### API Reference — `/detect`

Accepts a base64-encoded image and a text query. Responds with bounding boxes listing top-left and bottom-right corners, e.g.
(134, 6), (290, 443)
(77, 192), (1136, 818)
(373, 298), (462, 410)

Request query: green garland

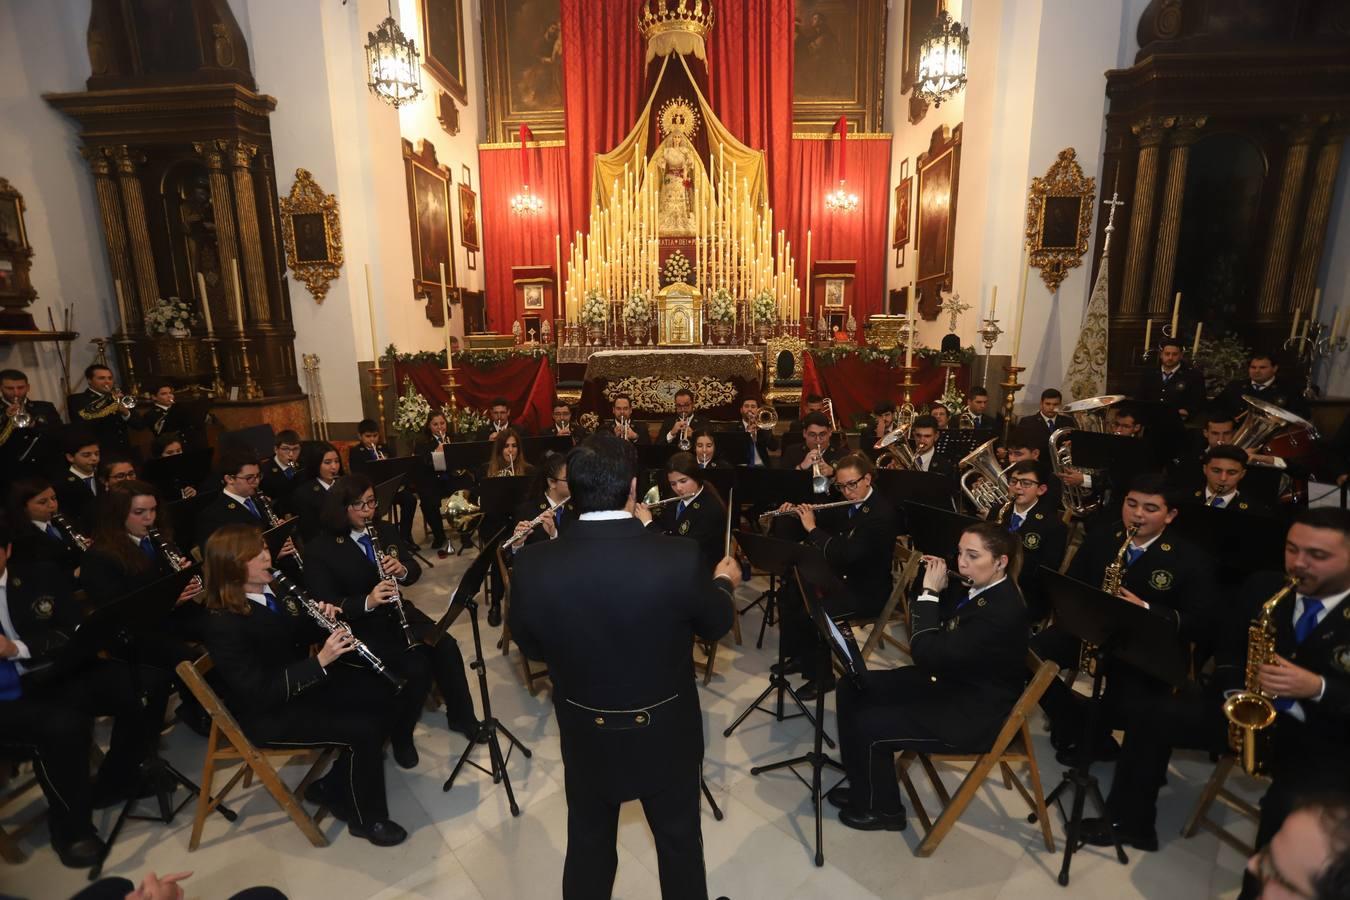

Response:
(382, 344), (554, 368)
(808, 342), (977, 367)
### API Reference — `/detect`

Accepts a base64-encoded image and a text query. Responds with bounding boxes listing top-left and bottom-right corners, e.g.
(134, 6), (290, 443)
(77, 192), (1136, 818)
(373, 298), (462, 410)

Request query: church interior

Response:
(2, 0), (1350, 898)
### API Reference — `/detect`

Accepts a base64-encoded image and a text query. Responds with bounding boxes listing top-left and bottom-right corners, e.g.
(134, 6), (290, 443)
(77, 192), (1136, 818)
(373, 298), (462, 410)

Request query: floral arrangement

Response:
(809, 342), (978, 366)
(750, 291), (777, 325)
(144, 297), (197, 336)
(1192, 332), (1252, 399)
(445, 403), (489, 436)
(662, 250), (692, 285)
(383, 345), (553, 368)
(708, 289), (736, 325)
(623, 292), (652, 325)
(581, 290), (608, 327)
(392, 379), (432, 435)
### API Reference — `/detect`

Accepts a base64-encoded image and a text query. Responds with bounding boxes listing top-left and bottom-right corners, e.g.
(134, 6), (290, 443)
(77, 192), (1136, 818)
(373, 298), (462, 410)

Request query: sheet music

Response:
(432, 447), (447, 472)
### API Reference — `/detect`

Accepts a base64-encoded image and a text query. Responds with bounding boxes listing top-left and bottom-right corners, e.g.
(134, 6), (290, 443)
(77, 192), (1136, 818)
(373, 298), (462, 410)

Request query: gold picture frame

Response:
(1025, 148), (1096, 293)
(278, 169), (343, 303)
(793, 0), (888, 133)
(403, 139), (454, 325)
(482, 0), (564, 142)
(421, 0), (468, 104)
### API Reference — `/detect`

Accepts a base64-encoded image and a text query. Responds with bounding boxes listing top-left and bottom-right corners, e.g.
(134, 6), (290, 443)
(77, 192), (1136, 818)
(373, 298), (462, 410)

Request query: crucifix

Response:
(938, 290), (971, 332)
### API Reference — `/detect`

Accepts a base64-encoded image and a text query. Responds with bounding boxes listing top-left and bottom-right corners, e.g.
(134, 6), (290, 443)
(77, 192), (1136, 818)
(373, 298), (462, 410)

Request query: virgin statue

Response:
(656, 131), (696, 236)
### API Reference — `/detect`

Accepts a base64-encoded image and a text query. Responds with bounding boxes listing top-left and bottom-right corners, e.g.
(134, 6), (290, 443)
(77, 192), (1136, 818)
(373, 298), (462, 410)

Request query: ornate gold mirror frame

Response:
(1025, 148), (1095, 293)
(279, 168), (343, 303)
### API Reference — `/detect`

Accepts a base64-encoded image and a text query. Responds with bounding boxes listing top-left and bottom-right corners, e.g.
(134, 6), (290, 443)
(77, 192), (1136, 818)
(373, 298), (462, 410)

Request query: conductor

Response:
(509, 435), (741, 900)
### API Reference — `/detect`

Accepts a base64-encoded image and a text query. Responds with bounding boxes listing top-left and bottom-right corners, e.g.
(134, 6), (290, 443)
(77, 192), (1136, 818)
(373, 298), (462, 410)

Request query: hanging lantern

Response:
(512, 125), (544, 215)
(365, 1), (424, 109)
(915, 4), (969, 108)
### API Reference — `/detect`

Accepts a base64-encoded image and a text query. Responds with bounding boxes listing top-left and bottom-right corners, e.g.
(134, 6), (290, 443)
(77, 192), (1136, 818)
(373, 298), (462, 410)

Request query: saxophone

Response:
(1079, 525), (1139, 674)
(1223, 576), (1298, 777)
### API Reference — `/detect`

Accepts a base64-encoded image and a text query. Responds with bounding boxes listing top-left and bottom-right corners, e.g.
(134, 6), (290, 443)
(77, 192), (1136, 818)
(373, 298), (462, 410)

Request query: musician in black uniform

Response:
(9, 477), (85, 578)
(1184, 444), (1268, 513)
(636, 451), (727, 571)
(737, 396), (779, 467)
(966, 386), (1004, 434)
(908, 414), (957, 477)
(97, 452), (138, 492)
(778, 411), (843, 475)
(53, 429), (101, 529)
(1079, 509), (1350, 885)
(132, 380), (175, 437)
(772, 453), (901, 699)
(0, 527), (171, 867)
(259, 429), (303, 514)
(412, 410), (461, 558)
(1003, 431), (1064, 509)
(483, 427), (532, 479)
(691, 430), (733, 470)
(1013, 389), (1076, 455)
(68, 364), (133, 452)
(603, 394), (649, 445)
(510, 435), (741, 900)
(1136, 337), (1206, 420)
(1035, 474), (1216, 760)
(0, 368), (62, 483)
(474, 398), (514, 441)
(197, 524), (407, 846)
(541, 399), (588, 444)
(658, 389), (708, 448)
(146, 433), (199, 500)
(1215, 352), (1310, 420)
(783, 394), (845, 453)
(349, 418), (419, 549)
(1170, 412), (1238, 489)
(195, 449), (302, 565)
(831, 522), (1029, 831)
(990, 460), (1067, 622)
(304, 475), (478, 765)
(289, 442), (344, 541)
(505, 451), (572, 554)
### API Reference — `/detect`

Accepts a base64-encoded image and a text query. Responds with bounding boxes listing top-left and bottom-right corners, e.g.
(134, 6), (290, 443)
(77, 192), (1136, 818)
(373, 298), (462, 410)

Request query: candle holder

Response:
(237, 335), (262, 400)
(114, 334), (140, 397)
(977, 315), (1003, 390)
(368, 365), (389, 443)
(1000, 364), (1026, 442)
(1141, 321), (1180, 363)
(442, 366), (458, 412)
(203, 336), (227, 396)
(895, 363), (920, 429)
(1284, 322), (1338, 400)
(90, 337), (111, 368)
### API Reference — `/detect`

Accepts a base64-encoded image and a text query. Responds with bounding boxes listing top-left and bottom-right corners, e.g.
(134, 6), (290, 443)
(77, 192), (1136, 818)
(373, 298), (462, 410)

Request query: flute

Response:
(269, 569), (404, 689)
(506, 499), (568, 551)
(758, 499), (855, 520)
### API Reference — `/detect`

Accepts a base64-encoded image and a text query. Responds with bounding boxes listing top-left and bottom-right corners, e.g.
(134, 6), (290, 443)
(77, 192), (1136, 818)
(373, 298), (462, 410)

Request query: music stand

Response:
(730, 468), (815, 644)
(218, 423), (275, 460)
(74, 568), (235, 878)
(1170, 504), (1284, 585)
(749, 546), (857, 867)
(700, 466), (737, 502)
(935, 429), (983, 462)
(722, 532), (835, 749)
(876, 469), (958, 511)
(520, 435), (573, 461)
(165, 491), (217, 552)
(710, 428), (753, 465)
(901, 501), (980, 558)
(142, 448), (214, 498)
(1038, 569), (1189, 886)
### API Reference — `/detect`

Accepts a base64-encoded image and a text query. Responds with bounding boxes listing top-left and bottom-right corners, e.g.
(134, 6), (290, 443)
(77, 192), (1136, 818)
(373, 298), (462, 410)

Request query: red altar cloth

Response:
(801, 352), (967, 428)
(393, 357), (556, 434)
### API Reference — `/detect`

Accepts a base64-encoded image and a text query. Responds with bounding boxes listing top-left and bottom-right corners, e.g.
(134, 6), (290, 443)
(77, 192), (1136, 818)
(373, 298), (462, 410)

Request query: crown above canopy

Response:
(640, 0), (714, 63)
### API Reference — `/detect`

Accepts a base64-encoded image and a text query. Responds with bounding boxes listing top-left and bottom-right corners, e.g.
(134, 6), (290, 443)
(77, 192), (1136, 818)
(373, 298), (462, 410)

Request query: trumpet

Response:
(676, 414), (692, 450)
(615, 415), (631, 437)
(51, 512), (92, 552)
(146, 527), (203, 598)
(758, 499), (854, 520)
(823, 397), (838, 432)
(803, 445), (831, 494)
(6, 399), (32, 430)
(506, 499), (570, 551)
(364, 523), (417, 649)
(114, 391), (138, 410)
(269, 569), (404, 690)
(256, 491), (303, 570)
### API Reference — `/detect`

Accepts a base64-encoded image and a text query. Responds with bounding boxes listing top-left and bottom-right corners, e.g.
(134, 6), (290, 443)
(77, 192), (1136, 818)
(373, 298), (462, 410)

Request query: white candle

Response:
(1013, 254), (1030, 364)
(1300, 318), (1310, 342)
(1290, 305), (1302, 341)
(1192, 321), (1203, 356)
(1143, 318), (1153, 349)
(230, 259), (246, 329)
(1170, 291), (1181, 335)
(905, 283), (915, 368)
(1333, 307), (1344, 342)
(988, 285), (997, 321)
(196, 272), (213, 336)
(365, 264), (379, 363)
(440, 262), (452, 369)
(113, 278), (130, 333)
(1310, 287), (1322, 325)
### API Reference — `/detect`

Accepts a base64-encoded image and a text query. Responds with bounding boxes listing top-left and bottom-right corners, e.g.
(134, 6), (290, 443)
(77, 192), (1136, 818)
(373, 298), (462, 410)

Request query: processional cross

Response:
(938, 290), (971, 332)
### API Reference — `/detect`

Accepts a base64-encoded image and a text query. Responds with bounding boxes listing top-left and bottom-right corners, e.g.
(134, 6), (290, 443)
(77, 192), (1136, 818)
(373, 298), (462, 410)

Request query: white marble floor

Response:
(2, 549), (1258, 900)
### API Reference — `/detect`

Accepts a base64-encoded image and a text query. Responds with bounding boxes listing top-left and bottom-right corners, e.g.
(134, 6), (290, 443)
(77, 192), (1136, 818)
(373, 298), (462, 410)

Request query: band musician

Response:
(195, 449), (299, 568)
(778, 411), (841, 478)
(475, 398), (514, 441)
(738, 397), (779, 467)
(1136, 337), (1205, 420)
(966, 386), (1004, 434)
(9, 478), (84, 578)
(1014, 389), (1076, 456)
(54, 430), (101, 529)
(260, 430), (303, 513)
(68, 364), (132, 451)
(509, 436), (740, 900)
(604, 394), (649, 445)
(507, 452), (572, 553)
(0, 368), (61, 479)
(349, 419), (419, 550)
(989, 460), (1067, 623)
(908, 415), (956, 477)
(1188, 445), (1267, 514)
(542, 399), (588, 444)
(636, 451), (727, 572)
(659, 388), (708, 447)
(1215, 352), (1310, 420)
(691, 430), (733, 470)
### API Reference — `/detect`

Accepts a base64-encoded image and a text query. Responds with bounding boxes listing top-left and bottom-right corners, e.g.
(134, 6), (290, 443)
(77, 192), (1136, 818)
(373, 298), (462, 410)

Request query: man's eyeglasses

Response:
(1250, 845), (1312, 898)
(349, 498), (378, 511)
(834, 475), (866, 492)
(1010, 478), (1041, 488)
(230, 473), (261, 483)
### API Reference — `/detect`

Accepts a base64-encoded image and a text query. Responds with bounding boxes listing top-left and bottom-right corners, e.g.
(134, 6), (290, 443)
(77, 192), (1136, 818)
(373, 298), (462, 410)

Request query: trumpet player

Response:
(777, 411), (838, 475)
(54, 430), (101, 529)
(659, 389), (706, 447)
(305, 475), (479, 766)
(69, 363), (133, 450)
(0, 368), (60, 477)
(990, 460), (1066, 622)
(739, 396), (778, 467)
(1079, 509), (1350, 882)
(260, 429), (304, 513)
(604, 394), (648, 444)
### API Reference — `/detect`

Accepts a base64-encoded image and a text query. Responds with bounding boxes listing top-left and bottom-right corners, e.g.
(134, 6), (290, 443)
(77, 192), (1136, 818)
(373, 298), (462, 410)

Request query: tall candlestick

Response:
(1192, 321), (1203, 356)
(364, 263), (379, 362)
(113, 278), (130, 334)
(1290, 305), (1302, 341)
(195, 272), (214, 335)
(1012, 252), (1030, 364)
(1310, 287), (1322, 325)
(1170, 291), (1181, 335)
(440, 262), (452, 368)
(231, 259), (246, 329)
(1332, 307), (1344, 342)
(1144, 318), (1153, 350)
(804, 229), (812, 325)
(988, 285), (997, 321)
(905, 282), (916, 367)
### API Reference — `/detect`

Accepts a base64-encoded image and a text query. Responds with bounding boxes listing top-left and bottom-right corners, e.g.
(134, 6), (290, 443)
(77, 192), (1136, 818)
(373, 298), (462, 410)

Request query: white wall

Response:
(1315, 151), (1350, 398)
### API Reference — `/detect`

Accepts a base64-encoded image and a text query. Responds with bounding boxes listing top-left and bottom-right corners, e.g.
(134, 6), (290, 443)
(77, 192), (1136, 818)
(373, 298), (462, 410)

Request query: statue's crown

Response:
(639, 0), (713, 41)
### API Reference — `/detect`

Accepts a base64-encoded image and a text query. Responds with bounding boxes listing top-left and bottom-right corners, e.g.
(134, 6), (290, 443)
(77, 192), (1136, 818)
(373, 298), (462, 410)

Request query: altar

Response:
(577, 348), (760, 417)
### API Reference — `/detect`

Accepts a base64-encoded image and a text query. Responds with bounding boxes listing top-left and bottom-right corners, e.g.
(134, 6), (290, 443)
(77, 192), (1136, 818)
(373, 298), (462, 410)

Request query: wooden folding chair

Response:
(175, 656), (336, 851)
(860, 540), (923, 661)
(1181, 754), (1260, 856)
(494, 544), (549, 695)
(896, 654), (1060, 856)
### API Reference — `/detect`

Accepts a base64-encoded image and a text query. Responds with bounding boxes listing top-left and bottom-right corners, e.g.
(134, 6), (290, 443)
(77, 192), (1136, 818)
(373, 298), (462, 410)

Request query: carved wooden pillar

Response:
(228, 141), (271, 324)
(1147, 116), (1205, 315)
(1258, 118), (1321, 315)
(82, 146), (139, 331)
(194, 140), (243, 331)
(1121, 118), (1168, 314)
(1289, 126), (1346, 312)
(112, 145), (160, 319)
(253, 151), (290, 324)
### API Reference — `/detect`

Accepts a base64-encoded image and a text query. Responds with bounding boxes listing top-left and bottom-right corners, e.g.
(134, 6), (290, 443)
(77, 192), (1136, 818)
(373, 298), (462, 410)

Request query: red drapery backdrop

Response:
(393, 357), (557, 434)
(785, 136), (893, 333)
(802, 352), (963, 427)
(706, 0), (795, 214)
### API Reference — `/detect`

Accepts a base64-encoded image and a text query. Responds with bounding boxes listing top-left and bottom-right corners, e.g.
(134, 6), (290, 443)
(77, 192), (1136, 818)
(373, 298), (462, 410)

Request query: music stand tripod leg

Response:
(701, 777), (724, 821)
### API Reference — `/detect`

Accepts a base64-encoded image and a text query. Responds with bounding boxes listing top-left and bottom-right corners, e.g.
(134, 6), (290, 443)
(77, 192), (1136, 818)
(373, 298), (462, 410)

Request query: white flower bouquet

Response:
(581, 290), (608, 327)
(750, 291), (777, 325)
(623, 292), (652, 325)
(708, 289), (736, 325)
(392, 379), (432, 435)
(144, 297), (197, 336)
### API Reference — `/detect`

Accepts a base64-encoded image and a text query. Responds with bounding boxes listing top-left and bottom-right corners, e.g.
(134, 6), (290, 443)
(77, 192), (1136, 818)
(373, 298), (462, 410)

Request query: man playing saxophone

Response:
(1077, 508), (1350, 895)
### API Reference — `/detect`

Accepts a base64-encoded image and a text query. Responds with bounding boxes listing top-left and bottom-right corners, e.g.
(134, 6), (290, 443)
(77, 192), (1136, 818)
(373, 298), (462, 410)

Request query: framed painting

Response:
(916, 124), (962, 320)
(901, 0), (941, 124)
(523, 284), (544, 309)
(482, 0), (564, 142)
(1025, 148), (1096, 292)
(824, 278), (846, 308)
(402, 139), (454, 326)
(458, 182), (479, 251)
(421, 0), (467, 104)
(279, 168), (344, 303)
(793, 0), (887, 133)
(893, 159), (912, 251)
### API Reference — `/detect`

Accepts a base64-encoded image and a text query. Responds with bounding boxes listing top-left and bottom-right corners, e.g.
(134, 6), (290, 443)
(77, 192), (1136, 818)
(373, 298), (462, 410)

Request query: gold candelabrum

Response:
(369, 365), (388, 443)
(108, 335), (140, 396)
(1001, 364), (1025, 442)
(236, 334), (262, 400)
(442, 366), (458, 422)
(203, 336), (226, 396)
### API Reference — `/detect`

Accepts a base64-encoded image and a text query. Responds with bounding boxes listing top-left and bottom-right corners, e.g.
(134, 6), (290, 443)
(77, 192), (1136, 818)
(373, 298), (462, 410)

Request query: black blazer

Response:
(289, 478), (336, 542)
(194, 491), (268, 551)
(904, 577), (1030, 750)
(992, 498), (1067, 619)
(648, 489), (726, 572)
(911, 449), (957, 478)
(259, 458), (302, 513)
(536, 424), (589, 444)
(68, 390), (131, 449)
(12, 522), (83, 577)
(1136, 365), (1206, 416)
(52, 469), (99, 530)
(509, 495), (576, 551)
(348, 444), (395, 469)
(1014, 414), (1076, 454)
(0, 399), (62, 473)
(510, 517), (734, 800)
(657, 414), (709, 445)
(601, 419), (651, 445)
(6, 562), (83, 683)
(777, 442), (845, 472)
(966, 411), (1005, 435)
(303, 522), (423, 625)
(1215, 378), (1309, 420)
(1183, 487), (1268, 516)
(695, 457), (733, 471)
(198, 601), (330, 722)
(78, 544), (171, 608)
(474, 423), (515, 442)
(806, 491), (901, 619)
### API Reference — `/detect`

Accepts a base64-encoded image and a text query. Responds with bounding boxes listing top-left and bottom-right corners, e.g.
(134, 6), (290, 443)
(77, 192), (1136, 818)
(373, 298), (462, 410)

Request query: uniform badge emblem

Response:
(1332, 645), (1350, 674)
(386, 546), (399, 558)
(691, 502), (700, 510)
(1238, 502), (1249, 510)
(285, 599), (299, 615)
(32, 596), (54, 619)
(977, 598), (987, 607)
(336, 536), (345, 544)
(946, 619), (958, 631)
(1160, 543), (1172, 552)
(227, 502), (237, 509)
(1034, 513), (1044, 520)
(678, 520), (691, 535)
(861, 505), (870, 514)
(1149, 569), (1174, 591)
(1023, 533), (1042, 550)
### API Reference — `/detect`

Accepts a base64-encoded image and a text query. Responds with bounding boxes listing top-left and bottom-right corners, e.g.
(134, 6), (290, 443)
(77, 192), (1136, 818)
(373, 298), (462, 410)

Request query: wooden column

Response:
(1288, 128), (1346, 313)
(82, 146), (138, 331)
(112, 145), (160, 319)
(1258, 118), (1321, 315)
(1147, 117), (1206, 315)
(228, 141), (272, 324)
(194, 140), (244, 332)
(1120, 118), (1169, 315)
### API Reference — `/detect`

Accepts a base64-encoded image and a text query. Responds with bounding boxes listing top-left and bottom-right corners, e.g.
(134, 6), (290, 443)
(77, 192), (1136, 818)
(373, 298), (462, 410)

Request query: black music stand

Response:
(711, 429), (754, 467)
(261, 518), (299, 564)
(520, 435), (573, 461)
(1170, 504), (1285, 586)
(142, 448), (214, 498)
(902, 501), (980, 557)
(165, 491), (217, 553)
(723, 532), (834, 748)
(935, 428), (983, 462)
(700, 466), (737, 501)
(1038, 569), (1189, 886)
(75, 568), (235, 878)
(876, 469), (958, 511)
(749, 547), (858, 867)
(735, 468), (815, 644)
(218, 423), (275, 460)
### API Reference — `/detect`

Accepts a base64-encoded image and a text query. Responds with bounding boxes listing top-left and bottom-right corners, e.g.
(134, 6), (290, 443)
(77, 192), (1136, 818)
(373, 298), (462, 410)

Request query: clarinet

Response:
(363, 523), (417, 649)
(146, 527), (204, 596)
(269, 570), (404, 690)
(255, 491), (304, 570)
(51, 512), (92, 552)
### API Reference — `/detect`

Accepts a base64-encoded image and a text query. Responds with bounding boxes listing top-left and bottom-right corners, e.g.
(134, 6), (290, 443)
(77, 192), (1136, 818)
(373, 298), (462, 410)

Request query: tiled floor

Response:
(2, 549), (1258, 899)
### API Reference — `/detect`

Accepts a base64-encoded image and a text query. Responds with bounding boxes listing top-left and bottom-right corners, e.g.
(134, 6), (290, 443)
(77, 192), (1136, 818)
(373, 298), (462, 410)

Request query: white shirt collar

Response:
(128, 532), (146, 546)
(1253, 377), (1276, 388)
(31, 519), (51, 533)
(155, 403), (171, 411)
(678, 487), (704, 506)
(69, 465), (94, 481)
(1295, 586), (1350, 624)
(1204, 487), (1238, 504)
(851, 487), (874, 508)
(1012, 500), (1037, 516)
(579, 510), (634, 521)
(318, 478), (334, 490)
(1162, 364), (1180, 375)
(1130, 531), (1163, 553)
(273, 455), (290, 470)
(243, 589), (275, 609)
(224, 489), (253, 506)
(350, 528), (371, 543)
(968, 575), (1007, 601)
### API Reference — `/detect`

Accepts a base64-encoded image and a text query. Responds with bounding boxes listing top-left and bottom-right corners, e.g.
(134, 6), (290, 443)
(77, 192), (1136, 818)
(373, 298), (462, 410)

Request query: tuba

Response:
(875, 420), (916, 469)
(1049, 394), (1126, 517)
(958, 437), (1012, 516)
(1223, 576), (1298, 777)
(1231, 396), (1319, 454)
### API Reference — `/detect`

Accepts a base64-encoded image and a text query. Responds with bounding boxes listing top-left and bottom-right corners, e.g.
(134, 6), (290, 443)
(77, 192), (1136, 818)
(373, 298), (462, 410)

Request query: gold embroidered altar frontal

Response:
(582, 348), (761, 383)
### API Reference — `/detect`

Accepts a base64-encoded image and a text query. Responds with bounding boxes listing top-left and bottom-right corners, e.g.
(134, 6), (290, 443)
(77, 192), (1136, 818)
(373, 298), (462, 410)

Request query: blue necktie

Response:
(84, 476), (96, 494)
(1274, 599), (1325, 713)
(139, 536), (157, 560)
(284, 468), (295, 480)
(1009, 513), (1024, 533)
(1124, 545), (1144, 567)
(263, 589), (280, 615)
(1162, 371), (1173, 385)
(956, 589), (977, 612)
(848, 504), (859, 519)
(554, 506), (564, 529)
(45, 523), (61, 541)
(1210, 496), (1225, 508)
(0, 601), (21, 701)
(677, 501), (687, 518)
(244, 498), (261, 519)
(358, 534), (377, 565)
